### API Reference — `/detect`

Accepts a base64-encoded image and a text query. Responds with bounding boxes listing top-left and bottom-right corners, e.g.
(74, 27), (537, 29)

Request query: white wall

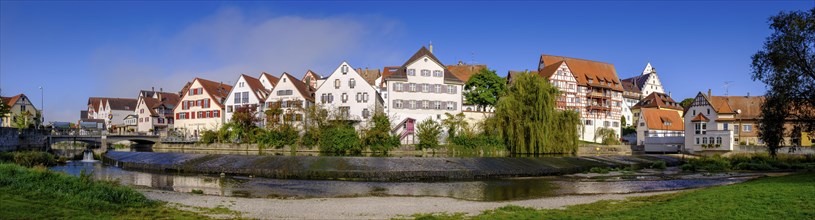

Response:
(173, 79), (225, 137)
(264, 74), (314, 130)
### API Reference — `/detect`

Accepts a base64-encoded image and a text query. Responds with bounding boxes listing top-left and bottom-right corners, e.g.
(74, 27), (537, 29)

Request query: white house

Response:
(264, 73), (315, 129)
(95, 98), (137, 132)
(384, 46), (465, 144)
(173, 78), (233, 138)
(316, 61), (383, 128)
(683, 91), (736, 153)
(135, 90), (180, 135)
(537, 55), (624, 143)
(621, 63), (665, 98)
(259, 72), (280, 92)
(637, 108), (684, 153)
(224, 74), (271, 124)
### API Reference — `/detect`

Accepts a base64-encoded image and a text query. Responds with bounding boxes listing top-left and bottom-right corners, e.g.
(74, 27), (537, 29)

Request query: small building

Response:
(1, 94), (39, 128)
(631, 92), (683, 125)
(172, 78), (232, 138)
(637, 108), (684, 153)
(136, 90), (180, 135)
(620, 63), (665, 98)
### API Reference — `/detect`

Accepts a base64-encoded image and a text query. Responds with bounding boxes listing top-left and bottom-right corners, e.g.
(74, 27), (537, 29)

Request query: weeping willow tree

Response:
(495, 71), (581, 155)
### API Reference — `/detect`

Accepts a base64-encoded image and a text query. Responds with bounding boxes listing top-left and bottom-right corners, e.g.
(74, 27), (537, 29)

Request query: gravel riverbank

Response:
(141, 189), (685, 219)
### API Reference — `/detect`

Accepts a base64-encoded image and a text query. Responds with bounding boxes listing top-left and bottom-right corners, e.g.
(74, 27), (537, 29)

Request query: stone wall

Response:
(577, 144), (634, 155)
(0, 127), (50, 152)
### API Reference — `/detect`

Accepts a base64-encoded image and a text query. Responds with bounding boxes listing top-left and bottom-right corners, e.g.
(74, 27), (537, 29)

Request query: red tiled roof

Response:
(641, 108), (684, 131)
(260, 72), (280, 88)
(383, 47), (464, 84)
(446, 63), (487, 82)
(2, 94), (24, 107)
(282, 72), (315, 102)
(106, 98), (138, 111)
(195, 77), (233, 108)
(356, 67), (382, 86)
(632, 92), (683, 111)
(691, 113), (710, 122)
(380, 66), (399, 88)
(538, 54), (623, 91)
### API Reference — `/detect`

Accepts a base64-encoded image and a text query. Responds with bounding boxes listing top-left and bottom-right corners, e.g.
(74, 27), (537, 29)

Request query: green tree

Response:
(751, 7), (815, 157)
(464, 68), (506, 111)
(416, 118), (442, 150)
(360, 112), (400, 153)
(620, 115), (627, 127)
(494, 71), (581, 154)
(441, 112), (468, 139)
(13, 111), (33, 130)
(679, 98), (694, 109)
(319, 123), (361, 154)
(594, 127), (621, 145)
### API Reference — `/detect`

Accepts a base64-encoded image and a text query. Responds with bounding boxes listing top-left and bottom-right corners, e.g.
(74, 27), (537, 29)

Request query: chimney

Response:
(668, 92), (672, 97)
(152, 87), (155, 91)
(160, 88), (163, 92)
(747, 92), (750, 97)
(707, 89), (712, 98)
(429, 41), (433, 53)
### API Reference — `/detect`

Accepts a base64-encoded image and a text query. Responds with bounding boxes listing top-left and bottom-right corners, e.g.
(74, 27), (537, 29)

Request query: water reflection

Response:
(50, 162), (753, 201)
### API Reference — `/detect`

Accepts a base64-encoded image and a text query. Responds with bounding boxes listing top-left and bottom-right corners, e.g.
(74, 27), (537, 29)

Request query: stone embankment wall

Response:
(0, 127), (50, 152)
(104, 151), (681, 181)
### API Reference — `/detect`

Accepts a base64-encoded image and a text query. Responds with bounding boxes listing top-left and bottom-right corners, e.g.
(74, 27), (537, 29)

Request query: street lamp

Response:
(39, 86), (43, 129)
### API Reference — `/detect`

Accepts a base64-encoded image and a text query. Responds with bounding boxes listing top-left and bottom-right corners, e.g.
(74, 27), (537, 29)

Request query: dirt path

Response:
(141, 189), (684, 219)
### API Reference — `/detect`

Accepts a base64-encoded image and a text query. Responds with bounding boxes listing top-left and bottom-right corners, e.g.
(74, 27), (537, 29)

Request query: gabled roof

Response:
(379, 66), (399, 88)
(641, 108), (684, 131)
(710, 95), (764, 119)
(302, 70), (322, 81)
(632, 92), (682, 111)
(87, 97), (104, 112)
(691, 113), (710, 122)
(106, 98), (138, 111)
(1, 94), (24, 107)
(195, 77), (233, 108)
(281, 72), (315, 102)
(538, 54), (623, 91)
(141, 97), (160, 116)
(446, 62), (487, 82)
(260, 72), (280, 88)
(620, 74), (652, 92)
(383, 47), (464, 84)
(234, 74), (269, 101)
(356, 67), (381, 86)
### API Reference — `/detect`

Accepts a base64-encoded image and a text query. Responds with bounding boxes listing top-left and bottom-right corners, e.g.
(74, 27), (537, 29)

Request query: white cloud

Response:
(91, 7), (403, 97)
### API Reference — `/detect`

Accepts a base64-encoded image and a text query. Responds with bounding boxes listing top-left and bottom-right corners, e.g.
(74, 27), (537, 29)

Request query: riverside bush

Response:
(681, 153), (815, 172)
(0, 151), (57, 167)
(319, 124), (361, 154)
(257, 125), (299, 149)
(360, 112), (400, 154)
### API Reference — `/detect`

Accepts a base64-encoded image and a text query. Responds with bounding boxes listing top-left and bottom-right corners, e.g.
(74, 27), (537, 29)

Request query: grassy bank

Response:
(681, 153), (815, 172)
(412, 172), (815, 219)
(0, 163), (219, 219)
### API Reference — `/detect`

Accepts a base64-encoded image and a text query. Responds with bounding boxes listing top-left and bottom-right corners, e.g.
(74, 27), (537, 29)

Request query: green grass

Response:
(0, 163), (224, 219)
(411, 172), (815, 220)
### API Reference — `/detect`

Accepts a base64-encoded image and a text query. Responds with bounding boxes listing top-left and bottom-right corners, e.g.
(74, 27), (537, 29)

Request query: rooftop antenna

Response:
(723, 81), (734, 96)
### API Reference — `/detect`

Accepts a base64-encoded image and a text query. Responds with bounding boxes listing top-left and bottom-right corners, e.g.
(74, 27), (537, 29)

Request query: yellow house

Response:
(1, 94), (39, 128)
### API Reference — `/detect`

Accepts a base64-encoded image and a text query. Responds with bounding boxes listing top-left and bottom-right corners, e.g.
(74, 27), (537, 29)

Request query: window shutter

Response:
(441, 101), (447, 109)
(452, 86), (457, 94)
(440, 85), (447, 94)
(403, 83), (409, 92)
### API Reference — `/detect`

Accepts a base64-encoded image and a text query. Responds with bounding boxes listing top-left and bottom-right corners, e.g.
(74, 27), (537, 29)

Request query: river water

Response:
(50, 159), (755, 201)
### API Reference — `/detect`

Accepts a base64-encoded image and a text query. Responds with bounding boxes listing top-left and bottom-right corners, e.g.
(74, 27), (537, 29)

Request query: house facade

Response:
(99, 98), (138, 131)
(224, 74), (270, 124)
(173, 78), (232, 138)
(264, 73), (315, 129)
(683, 91), (738, 152)
(537, 55), (624, 143)
(630, 92), (683, 124)
(620, 80), (642, 127)
(637, 108), (684, 152)
(384, 47), (464, 144)
(136, 90), (180, 135)
(1, 94), (39, 127)
(621, 63), (665, 98)
(316, 62), (383, 127)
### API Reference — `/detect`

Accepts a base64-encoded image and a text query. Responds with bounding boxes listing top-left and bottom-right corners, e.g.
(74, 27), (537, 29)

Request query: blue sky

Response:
(1, 1), (812, 122)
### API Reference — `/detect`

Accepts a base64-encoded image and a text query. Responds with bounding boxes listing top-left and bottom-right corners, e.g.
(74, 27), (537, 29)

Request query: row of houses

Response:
(80, 45), (811, 152)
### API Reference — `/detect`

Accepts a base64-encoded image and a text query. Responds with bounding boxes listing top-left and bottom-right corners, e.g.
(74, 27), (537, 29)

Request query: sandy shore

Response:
(141, 189), (684, 219)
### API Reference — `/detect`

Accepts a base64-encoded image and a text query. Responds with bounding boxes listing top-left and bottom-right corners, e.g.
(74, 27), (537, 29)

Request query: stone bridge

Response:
(50, 134), (160, 147)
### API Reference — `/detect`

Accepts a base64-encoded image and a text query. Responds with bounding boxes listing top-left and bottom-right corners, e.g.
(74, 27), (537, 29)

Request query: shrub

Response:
(299, 128), (320, 148)
(650, 160), (667, 170)
(199, 130), (218, 144)
(0, 151), (57, 167)
(360, 112), (400, 154)
(257, 125), (299, 149)
(589, 167), (610, 174)
(416, 118), (442, 150)
(319, 124), (361, 154)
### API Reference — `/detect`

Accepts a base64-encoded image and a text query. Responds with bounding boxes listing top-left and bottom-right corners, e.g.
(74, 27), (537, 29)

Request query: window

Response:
(664, 121), (671, 126)
(339, 107), (350, 118)
(421, 69), (430, 76)
(393, 100), (403, 109)
(327, 94), (334, 103)
(585, 120), (593, 126)
(321, 94), (328, 103)
(423, 84), (430, 93)
(640, 122), (645, 127)
(421, 100), (429, 109)
(613, 122), (619, 127)
(362, 108), (370, 119)
(341, 93), (348, 103)
(447, 85), (456, 94)
(434, 101), (441, 109)
(341, 65), (349, 74)
(282, 100), (289, 108)
(723, 123), (729, 131)
(239, 82), (245, 87)
(227, 105), (233, 113)
(446, 101), (456, 110)
(604, 121), (610, 127)
(435, 85), (441, 93)
(356, 93), (362, 103)
(349, 79), (356, 89)
(234, 92), (241, 104)
(693, 110), (696, 115)
(408, 100), (416, 109)
(363, 93), (369, 102)
(140, 109), (144, 114)
(743, 124), (752, 132)
(407, 69), (416, 76)
(409, 83), (416, 92)
(707, 108), (710, 115)
(334, 79), (341, 89)
(695, 122), (707, 134)
(696, 138), (700, 145)
(703, 137), (708, 144)
(716, 137), (722, 144)
(242, 92), (249, 103)
(433, 70), (443, 77)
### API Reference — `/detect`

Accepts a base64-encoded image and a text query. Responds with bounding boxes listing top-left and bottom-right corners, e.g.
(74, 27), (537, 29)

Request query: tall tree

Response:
(464, 68), (506, 111)
(751, 7), (815, 157)
(494, 71), (581, 154)
(679, 98), (694, 109)
(416, 118), (442, 150)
